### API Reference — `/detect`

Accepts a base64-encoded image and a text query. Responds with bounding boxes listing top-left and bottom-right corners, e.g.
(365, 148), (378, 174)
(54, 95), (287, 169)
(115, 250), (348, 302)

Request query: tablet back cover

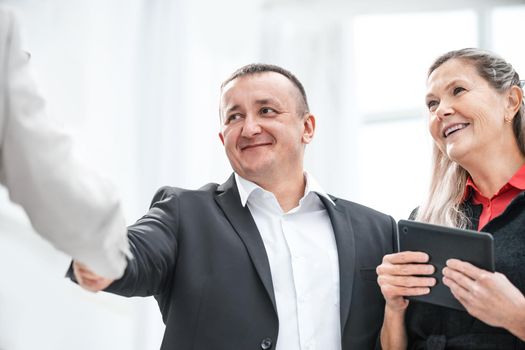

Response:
(397, 220), (494, 311)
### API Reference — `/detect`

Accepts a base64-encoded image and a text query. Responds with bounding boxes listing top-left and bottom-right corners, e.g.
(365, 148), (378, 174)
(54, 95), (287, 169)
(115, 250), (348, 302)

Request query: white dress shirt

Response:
(0, 7), (129, 278)
(236, 172), (341, 350)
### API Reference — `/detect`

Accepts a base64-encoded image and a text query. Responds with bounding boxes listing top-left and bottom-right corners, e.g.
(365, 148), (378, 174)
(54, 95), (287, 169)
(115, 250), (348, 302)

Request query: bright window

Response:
(492, 6), (525, 76)
(352, 10), (478, 219)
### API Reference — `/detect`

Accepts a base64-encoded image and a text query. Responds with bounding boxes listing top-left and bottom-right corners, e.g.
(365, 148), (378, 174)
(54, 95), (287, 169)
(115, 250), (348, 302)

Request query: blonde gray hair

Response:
(416, 48), (525, 228)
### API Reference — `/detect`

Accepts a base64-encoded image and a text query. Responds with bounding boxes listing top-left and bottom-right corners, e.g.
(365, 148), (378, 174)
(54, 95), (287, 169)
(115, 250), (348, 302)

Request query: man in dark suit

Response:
(71, 64), (396, 350)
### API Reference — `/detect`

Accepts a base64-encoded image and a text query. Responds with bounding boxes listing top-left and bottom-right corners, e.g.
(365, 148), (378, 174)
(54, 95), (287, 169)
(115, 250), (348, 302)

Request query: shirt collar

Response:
(508, 162), (525, 190)
(464, 162), (525, 200)
(463, 177), (478, 201)
(235, 171), (335, 207)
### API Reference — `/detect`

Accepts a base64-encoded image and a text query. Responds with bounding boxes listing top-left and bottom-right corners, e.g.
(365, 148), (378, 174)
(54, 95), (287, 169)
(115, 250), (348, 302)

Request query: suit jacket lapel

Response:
(320, 195), (356, 332)
(215, 175), (277, 313)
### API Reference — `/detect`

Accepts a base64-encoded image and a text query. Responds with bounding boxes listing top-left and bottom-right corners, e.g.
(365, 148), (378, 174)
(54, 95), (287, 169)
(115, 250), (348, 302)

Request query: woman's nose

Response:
(436, 101), (454, 121)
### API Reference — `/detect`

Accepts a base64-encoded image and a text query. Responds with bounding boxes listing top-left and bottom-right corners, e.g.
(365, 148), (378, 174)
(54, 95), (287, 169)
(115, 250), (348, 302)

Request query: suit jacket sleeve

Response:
(103, 187), (179, 297)
(0, 7), (129, 279)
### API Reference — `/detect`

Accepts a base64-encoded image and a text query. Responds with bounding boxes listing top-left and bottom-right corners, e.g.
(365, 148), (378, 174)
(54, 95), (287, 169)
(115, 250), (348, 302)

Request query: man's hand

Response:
(73, 261), (115, 292)
(443, 259), (525, 340)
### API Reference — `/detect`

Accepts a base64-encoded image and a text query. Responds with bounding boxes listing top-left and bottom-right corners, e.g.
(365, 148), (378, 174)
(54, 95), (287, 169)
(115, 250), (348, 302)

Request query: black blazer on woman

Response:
(406, 192), (525, 350)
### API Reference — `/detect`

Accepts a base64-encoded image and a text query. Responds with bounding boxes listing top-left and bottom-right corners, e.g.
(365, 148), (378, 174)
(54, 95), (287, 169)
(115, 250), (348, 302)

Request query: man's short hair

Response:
(221, 63), (310, 114)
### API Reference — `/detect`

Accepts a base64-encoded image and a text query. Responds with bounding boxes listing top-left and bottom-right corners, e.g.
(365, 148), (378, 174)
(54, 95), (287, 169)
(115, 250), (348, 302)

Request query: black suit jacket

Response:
(97, 175), (396, 349)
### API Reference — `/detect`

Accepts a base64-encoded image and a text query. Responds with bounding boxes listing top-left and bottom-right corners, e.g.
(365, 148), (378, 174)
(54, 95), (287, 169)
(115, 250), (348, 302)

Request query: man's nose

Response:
(241, 114), (262, 137)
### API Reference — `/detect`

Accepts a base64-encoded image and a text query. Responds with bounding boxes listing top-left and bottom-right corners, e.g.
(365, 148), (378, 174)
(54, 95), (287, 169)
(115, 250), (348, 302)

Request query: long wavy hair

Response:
(415, 48), (525, 228)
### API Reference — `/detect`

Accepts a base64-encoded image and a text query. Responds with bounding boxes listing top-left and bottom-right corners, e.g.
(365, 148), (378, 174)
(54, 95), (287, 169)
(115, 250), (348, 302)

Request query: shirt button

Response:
(260, 337), (273, 349)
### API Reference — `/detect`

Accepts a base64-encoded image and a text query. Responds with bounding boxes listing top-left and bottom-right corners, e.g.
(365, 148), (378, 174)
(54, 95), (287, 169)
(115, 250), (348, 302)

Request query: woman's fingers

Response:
(377, 262), (435, 276)
(382, 251), (430, 264)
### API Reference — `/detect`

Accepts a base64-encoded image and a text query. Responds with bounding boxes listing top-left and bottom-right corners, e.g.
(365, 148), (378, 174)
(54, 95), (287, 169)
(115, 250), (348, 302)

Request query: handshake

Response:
(72, 261), (115, 292)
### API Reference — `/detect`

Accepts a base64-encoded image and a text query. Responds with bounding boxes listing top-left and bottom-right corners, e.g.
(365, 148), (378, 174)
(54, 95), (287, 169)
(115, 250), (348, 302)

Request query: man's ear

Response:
(302, 114), (316, 144)
(219, 132), (225, 145)
(506, 85), (523, 120)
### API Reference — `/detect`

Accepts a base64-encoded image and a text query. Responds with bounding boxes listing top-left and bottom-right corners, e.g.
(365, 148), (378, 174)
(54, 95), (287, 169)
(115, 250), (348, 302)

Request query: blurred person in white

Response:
(0, 6), (130, 279)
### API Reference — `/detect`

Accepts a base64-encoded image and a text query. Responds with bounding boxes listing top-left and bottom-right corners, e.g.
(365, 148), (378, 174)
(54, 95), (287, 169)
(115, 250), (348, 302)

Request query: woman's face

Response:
(426, 58), (512, 165)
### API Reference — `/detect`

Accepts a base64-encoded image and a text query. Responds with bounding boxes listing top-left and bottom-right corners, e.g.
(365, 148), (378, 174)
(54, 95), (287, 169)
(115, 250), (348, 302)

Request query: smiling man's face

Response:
(219, 71), (314, 185)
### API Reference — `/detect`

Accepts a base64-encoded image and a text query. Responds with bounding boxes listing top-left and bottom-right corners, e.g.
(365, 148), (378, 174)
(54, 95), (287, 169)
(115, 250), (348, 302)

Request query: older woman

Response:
(377, 48), (525, 349)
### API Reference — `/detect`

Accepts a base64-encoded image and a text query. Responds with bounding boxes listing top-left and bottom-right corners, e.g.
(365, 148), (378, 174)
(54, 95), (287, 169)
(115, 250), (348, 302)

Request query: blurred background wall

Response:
(0, 0), (524, 348)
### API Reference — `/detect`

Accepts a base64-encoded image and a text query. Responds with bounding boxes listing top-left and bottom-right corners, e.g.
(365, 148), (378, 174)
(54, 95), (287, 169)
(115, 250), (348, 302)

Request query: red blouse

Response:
(465, 163), (525, 230)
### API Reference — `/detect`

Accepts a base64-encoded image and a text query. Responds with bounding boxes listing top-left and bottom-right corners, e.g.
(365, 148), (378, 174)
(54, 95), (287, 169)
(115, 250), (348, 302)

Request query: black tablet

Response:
(397, 220), (494, 311)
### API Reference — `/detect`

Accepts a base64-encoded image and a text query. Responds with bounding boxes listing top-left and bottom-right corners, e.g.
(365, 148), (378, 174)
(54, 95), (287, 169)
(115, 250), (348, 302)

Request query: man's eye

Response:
(226, 114), (242, 124)
(261, 107), (275, 115)
(453, 86), (465, 95)
(427, 100), (439, 112)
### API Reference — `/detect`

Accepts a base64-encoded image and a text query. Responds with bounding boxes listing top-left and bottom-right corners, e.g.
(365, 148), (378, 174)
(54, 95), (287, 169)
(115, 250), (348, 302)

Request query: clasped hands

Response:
(72, 261), (115, 292)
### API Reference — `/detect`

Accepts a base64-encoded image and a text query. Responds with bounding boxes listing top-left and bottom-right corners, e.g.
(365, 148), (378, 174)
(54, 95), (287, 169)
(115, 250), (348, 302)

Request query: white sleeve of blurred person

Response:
(0, 7), (130, 279)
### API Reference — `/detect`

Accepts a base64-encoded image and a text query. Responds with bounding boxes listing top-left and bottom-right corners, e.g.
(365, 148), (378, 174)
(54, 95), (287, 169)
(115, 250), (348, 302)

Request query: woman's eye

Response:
(453, 86), (465, 95)
(427, 100), (438, 112)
